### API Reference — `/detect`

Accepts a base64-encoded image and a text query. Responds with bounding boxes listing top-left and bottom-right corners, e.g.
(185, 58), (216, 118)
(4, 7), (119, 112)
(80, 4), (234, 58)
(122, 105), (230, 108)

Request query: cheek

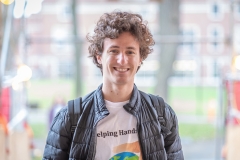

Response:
(106, 56), (115, 64)
(134, 58), (141, 66)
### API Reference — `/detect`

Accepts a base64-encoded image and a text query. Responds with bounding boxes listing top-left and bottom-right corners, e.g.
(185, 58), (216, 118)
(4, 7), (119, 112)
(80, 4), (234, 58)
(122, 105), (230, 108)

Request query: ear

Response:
(139, 58), (142, 66)
(96, 54), (102, 64)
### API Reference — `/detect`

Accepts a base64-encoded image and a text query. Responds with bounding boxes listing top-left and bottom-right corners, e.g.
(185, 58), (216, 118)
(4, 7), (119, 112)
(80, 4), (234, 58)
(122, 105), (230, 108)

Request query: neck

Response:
(102, 83), (134, 102)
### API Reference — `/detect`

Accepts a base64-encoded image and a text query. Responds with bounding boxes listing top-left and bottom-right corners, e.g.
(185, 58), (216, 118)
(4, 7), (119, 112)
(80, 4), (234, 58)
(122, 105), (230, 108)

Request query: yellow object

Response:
(0, 115), (8, 135)
(0, 0), (14, 5)
(233, 55), (240, 70)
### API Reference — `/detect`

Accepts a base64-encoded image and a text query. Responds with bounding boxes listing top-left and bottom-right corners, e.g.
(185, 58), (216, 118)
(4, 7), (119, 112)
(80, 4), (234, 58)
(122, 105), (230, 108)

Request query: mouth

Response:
(114, 67), (129, 72)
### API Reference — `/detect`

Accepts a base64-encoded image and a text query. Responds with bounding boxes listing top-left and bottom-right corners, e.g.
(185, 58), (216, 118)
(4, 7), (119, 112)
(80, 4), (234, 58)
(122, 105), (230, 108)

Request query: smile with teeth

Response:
(114, 67), (129, 72)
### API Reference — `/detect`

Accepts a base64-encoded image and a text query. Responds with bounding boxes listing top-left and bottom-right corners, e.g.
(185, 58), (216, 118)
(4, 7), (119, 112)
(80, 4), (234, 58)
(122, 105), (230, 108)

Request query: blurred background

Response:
(0, 0), (240, 159)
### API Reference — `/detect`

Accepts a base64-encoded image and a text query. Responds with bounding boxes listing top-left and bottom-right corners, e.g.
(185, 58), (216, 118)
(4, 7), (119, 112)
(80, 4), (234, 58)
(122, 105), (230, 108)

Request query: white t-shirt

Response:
(95, 100), (142, 160)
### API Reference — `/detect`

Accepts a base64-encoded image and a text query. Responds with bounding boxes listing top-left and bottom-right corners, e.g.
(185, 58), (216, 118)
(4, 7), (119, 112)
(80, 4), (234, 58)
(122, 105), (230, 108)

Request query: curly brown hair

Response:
(87, 11), (155, 72)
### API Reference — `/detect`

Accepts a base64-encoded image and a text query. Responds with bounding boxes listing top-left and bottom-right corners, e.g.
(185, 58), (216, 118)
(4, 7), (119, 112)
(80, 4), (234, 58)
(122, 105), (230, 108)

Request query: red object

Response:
(0, 87), (11, 122)
(233, 81), (240, 111)
(225, 80), (240, 125)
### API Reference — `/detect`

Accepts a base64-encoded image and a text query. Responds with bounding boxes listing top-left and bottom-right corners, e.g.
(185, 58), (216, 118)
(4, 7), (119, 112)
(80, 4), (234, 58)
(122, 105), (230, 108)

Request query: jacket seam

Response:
(148, 149), (166, 155)
(141, 118), (158, 123)
(75, 126), (94, 130)
(167, 148), (183, 156)
(45, 143), (65, 150)
(142, 134), (162, 140)
(71, 141), (91, 145)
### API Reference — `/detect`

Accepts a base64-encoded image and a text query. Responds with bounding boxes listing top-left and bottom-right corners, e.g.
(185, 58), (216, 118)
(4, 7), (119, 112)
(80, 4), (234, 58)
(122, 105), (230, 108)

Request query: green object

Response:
(109, 152), (139, 160)
(179, 123), (217, 140)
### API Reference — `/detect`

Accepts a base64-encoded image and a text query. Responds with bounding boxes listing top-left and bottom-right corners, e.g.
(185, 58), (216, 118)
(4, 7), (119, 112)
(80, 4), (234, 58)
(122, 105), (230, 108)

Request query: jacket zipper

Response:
(92, 114), (108, 160)
(136, 116), (145, 160)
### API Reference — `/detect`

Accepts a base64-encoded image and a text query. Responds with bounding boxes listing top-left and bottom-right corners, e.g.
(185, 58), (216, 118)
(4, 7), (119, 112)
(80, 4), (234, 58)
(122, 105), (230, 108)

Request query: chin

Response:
(113, 79), (132, 85)
(114, 81), (128, 85)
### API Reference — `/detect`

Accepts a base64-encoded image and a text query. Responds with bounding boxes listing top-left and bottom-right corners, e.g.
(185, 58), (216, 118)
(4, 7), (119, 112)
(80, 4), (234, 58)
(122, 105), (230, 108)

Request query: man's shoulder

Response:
(138, 90), (177, 118)
(82, 90), (96, 102)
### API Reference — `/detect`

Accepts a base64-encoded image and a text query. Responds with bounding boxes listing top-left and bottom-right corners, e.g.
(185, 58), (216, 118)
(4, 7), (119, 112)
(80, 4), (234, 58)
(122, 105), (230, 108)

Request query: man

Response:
(43, 11), (184, 160)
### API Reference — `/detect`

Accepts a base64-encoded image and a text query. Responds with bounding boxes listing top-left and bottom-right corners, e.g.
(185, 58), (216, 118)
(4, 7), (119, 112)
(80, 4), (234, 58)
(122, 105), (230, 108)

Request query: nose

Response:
(117, 52), (127, 65)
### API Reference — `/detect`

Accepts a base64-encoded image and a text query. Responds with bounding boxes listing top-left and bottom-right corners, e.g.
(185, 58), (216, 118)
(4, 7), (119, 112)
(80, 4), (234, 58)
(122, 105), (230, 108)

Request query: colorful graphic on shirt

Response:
(109, 152), (139, 160)
(112, 141), (142, 160)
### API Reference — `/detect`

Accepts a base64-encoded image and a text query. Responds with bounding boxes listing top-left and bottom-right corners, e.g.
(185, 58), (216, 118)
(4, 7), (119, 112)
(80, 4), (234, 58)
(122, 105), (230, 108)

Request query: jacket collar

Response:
(94, 83), (141, 116)
(123, 84), (141, 115)
(94, 84), (109, 116)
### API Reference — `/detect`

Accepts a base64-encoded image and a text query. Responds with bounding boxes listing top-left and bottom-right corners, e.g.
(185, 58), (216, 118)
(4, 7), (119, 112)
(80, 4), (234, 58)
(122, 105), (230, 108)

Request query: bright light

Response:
(234, 55), (240, 70)
(12, 64), (32, 90)
(17, 64), (32, 81)
(173, 60), (197, 71)
(141, 60), (159, 71)
(12, 77), (23, 90)
(1, 0), (14, 5)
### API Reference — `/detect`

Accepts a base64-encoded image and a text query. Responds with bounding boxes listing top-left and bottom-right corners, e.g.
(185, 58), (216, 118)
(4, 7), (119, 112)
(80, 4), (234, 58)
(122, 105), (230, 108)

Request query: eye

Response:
(127, 50), (135, 55)
(109, 49), (119, 54)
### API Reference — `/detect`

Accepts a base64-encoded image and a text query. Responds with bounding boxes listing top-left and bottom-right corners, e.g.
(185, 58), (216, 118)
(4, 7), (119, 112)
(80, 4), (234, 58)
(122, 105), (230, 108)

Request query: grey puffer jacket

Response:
(43, 84), (184, 160)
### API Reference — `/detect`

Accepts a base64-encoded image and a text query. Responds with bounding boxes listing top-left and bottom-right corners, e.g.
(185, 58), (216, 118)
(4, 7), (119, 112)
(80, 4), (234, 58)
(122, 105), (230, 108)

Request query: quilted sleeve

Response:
(42, 107), (72, 160)
(164, 104), (184, 160)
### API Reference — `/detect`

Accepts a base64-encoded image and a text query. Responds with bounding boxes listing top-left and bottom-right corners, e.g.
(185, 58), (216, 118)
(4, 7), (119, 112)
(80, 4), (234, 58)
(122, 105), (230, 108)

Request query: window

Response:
(207, 25), (224, 53)
(208, 2), (223, 21)
(50, 26), (73, 54)
(172, 60), (197, 78)
(178, 25), (201, 55)
(212, 3), (219, 17)
(181, 29), (194, 52)
(212, 29), (218, 50)
(57, 4), (72, 22)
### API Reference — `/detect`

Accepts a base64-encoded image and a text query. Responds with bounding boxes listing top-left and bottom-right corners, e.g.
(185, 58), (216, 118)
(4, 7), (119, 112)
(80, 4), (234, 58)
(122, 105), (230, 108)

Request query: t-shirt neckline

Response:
(104, 99), (129, 108)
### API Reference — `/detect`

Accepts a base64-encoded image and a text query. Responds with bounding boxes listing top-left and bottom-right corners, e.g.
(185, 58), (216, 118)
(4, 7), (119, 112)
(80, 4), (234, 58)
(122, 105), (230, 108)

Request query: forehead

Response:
(103, 32), (140, 50)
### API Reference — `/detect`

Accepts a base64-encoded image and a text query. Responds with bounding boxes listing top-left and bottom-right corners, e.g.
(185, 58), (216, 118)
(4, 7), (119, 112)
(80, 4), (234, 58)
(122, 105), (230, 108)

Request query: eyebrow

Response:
(108, 45), (137, 50)
(108, 45), (119, 49)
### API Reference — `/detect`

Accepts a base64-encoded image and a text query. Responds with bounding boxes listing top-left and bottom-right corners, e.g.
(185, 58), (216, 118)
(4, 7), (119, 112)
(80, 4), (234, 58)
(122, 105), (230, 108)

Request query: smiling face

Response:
(96, 32), (142, 87)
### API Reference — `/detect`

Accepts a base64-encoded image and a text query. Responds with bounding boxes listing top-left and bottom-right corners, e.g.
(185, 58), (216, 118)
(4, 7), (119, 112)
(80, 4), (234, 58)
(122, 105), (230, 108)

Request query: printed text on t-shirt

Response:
(97, 128), (138, 138)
